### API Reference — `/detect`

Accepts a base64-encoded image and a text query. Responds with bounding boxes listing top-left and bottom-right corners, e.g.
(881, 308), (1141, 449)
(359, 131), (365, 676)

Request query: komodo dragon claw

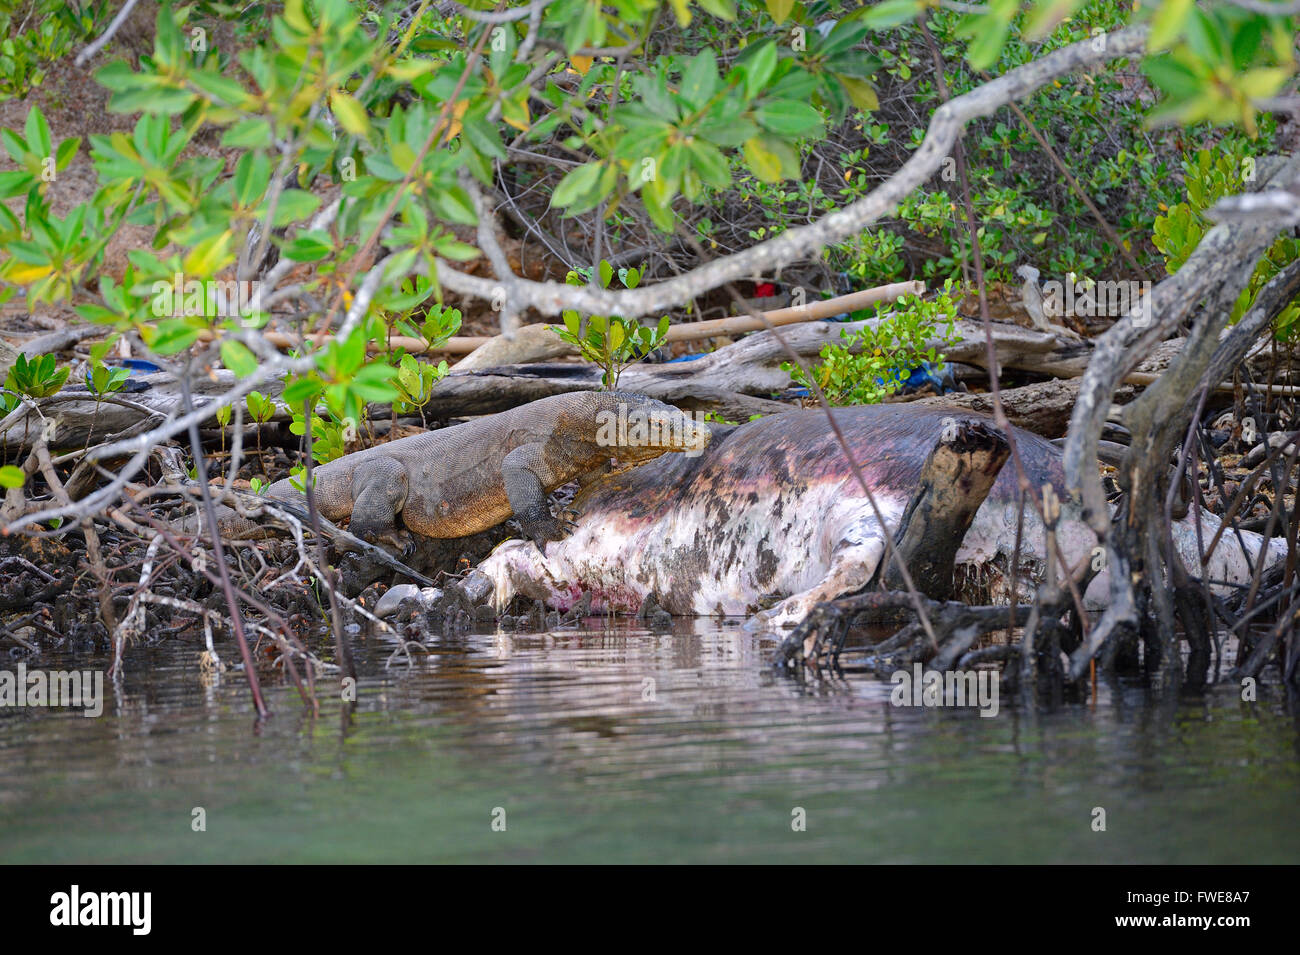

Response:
(524, 513), (578, 549)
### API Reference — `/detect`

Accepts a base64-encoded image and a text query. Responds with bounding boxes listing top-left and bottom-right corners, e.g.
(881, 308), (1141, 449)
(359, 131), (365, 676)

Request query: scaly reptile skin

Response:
(205, 391), (710, 550)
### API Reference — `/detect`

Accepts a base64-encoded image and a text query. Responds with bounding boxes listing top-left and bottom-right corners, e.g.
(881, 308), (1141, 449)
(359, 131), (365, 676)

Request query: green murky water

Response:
(1, 620), (1298, 863)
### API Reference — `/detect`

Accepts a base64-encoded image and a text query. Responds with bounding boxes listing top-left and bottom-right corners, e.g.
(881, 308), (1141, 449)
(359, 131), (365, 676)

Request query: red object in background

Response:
(753, 282), (776, 297)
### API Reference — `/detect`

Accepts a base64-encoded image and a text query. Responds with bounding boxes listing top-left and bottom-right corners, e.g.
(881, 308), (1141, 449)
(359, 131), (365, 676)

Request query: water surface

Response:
(2, 619), (1297, 863)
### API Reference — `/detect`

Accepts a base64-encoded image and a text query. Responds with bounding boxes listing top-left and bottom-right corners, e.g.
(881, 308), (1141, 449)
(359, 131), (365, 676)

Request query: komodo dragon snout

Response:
(592, 396), (712, 464)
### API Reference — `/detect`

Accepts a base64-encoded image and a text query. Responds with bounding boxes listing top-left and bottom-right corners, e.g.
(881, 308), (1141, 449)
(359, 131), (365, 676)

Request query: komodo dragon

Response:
(192, 391), (711, 552)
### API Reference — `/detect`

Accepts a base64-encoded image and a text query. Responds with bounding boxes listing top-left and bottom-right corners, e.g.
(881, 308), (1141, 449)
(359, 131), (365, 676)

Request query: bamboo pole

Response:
(662, 279), (926, 341)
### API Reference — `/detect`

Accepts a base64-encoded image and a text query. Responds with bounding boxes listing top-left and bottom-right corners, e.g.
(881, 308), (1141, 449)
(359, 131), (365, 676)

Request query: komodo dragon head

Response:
(579, 391), (712, 464)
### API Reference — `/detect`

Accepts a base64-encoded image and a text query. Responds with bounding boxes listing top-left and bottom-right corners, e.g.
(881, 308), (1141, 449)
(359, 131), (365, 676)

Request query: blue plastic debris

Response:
(84, 358), (160, 393)
(901, 361), (956, 393)
(119, 359), (160, 375)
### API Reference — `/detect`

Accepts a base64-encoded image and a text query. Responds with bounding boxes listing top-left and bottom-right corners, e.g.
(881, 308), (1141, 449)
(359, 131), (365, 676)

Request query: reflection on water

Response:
(1, 618), (1298, 863)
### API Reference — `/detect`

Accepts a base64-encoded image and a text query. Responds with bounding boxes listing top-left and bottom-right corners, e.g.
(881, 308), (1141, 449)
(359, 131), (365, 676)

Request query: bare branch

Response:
(74, 0), (142, 67)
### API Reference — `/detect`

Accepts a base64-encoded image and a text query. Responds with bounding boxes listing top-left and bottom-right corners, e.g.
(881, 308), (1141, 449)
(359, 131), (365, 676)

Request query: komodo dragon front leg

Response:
(503, 443), (579, 548)
(346, 456), (412, 553)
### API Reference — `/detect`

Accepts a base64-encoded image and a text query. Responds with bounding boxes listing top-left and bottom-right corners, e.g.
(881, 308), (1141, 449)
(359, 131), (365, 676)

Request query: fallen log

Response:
(393, 364), (791, 420)
(0, 318), (1084, 450)
(0, 314), (1198, 453)
(452, 280), (927, 370)
(912, 378), (1138, 438)
(0, 372), (286, 452)
(0, 325), (103, 379)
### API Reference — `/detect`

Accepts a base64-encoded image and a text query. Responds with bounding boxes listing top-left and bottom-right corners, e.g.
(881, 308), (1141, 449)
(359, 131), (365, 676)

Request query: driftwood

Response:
(0, 325), (104, 379)
(0, 371), (286, 452)
(0, 313), (1206, 453)
(396, 364), (792, 420)
(914, 378), (1137, 438)
(383, 318), (1089, 418)
(1, 307), (1217, 457)
(0, 317), (1068, 450)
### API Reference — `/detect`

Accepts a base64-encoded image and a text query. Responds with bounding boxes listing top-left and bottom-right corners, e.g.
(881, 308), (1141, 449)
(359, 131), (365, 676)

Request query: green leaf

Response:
(153, 3), (187, 68)
(151, 318), (202, 355)
(430, 185), (478, 225)
(221, 118), (273, 149)
(679, 49), (720, 109)
(94, 60), (141, 94)
(0, 465), (24, 489)
(1230, 18), (1264, 72)
(837, 75), (880, 113)
(743, 136), (782, 182)
(0, 171), (36, 200)
(282, 231), (334, 262)
(461, 113), (506, 160)
(1148, 0), (1194, 51)
(183, 231), (235, 277)
(233, 151), (271, 207)
(820, 20), (870, 57)
(553, 161), (605, 208)
(765, 0), (796, 26)
(282, 376), (322, 404)
(330, 90), (371, 137)
(754, 100), (824, 138)
(858, 0), (921, 31)
(641, 171), (678, 230)
(743, 134), (800, 181)
(1236, 67), (1289, 99)
(1142, 56), (1202, 99)
(270, 190), (322, 226)
(54, 137), (80, 171)
(220, 339), (258, 377)
(564, 0), (602, 53)
(687, 140), (731, 189)
(349, 363), (399, 402)
(742, 41), (778, 99)
(24, 105), (52, 158)
(190, 69), (249, 105)
(1183, 9), (1227, 66)
(961, 2), (1016, 70)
